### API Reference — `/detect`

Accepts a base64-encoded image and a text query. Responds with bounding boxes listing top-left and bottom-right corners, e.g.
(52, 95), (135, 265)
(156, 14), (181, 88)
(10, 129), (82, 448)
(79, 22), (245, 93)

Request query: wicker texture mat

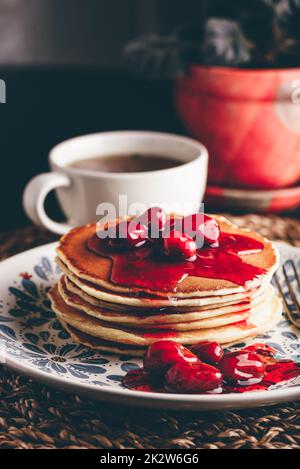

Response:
(0, 215), (300, 449)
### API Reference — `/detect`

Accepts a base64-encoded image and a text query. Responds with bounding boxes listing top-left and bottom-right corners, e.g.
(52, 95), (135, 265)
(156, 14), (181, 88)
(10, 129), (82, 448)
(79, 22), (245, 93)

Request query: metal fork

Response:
(274, 259), (300, 329)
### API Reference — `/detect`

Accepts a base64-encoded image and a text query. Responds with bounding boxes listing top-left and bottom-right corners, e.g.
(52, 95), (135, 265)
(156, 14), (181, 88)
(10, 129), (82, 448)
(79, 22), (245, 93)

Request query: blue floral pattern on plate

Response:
(0, 241), (299, 396)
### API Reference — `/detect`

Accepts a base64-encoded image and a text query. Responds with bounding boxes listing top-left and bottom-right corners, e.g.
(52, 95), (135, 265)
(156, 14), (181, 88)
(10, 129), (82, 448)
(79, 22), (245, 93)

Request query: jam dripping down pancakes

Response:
(49, 211), (281, 356)
(87, 231), (266, 292)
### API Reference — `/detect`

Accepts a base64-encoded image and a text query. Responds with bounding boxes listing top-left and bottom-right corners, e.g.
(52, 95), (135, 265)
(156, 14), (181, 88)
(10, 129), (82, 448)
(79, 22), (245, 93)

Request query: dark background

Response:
(0, 0), (207, 229)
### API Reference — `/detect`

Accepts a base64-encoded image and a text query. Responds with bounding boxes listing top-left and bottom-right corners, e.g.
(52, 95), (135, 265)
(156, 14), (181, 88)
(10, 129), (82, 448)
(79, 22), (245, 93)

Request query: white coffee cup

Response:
(23, 131), (208, 235)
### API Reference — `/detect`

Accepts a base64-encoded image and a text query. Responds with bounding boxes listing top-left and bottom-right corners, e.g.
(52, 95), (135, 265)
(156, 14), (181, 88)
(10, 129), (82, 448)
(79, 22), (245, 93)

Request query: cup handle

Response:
(23, 172), (72, 235)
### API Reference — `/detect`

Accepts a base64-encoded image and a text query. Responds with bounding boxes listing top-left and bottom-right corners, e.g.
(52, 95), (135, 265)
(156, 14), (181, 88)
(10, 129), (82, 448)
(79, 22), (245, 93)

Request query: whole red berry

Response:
(243, 343), (276, 357)
(191, 341), (224, 365)
(165, 361), (223, 393)
(143, 340), (199, 376)
(116, 220), (148, 248)
(163, 230), (197, 260)
(243, 343), (277, 365)
(122, 368), (151, 390)
(218, 351), (265, 385)
(138, 207), (167, 237)
(182, 214), (220, 247)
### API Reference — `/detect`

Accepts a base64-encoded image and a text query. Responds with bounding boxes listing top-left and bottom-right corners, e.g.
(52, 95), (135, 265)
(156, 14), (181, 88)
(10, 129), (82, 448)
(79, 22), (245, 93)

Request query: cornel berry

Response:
(165, 361), (223, 393)
(191, 341), (224, 365)
(122, 368), (152, 391)
(89, 209), (267, 292)
(163, 230), (197, 261)
(243, 343), (277, 364)
(116, 220), (148, 249)
(243, 342), (276, 357)
(138, 207), (167, 237)
(96, 210), (234, 261)
(218, 351), (265, 385)
(182, 214), (220, 247)
(143, 340), (199, 377)
(123, 340), (300, 394)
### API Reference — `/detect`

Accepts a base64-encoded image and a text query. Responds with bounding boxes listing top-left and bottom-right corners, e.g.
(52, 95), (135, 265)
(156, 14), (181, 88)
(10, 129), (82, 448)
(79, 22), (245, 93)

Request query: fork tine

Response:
(274, 273), (292, 317)
(274, 272), (300, 328)
(290, 260), (300, 290)
(282, 264), (300, 313)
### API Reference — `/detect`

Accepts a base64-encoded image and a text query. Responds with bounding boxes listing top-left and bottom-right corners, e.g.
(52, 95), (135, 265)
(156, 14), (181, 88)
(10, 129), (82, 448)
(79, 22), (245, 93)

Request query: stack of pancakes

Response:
(49, 216), (282, 356)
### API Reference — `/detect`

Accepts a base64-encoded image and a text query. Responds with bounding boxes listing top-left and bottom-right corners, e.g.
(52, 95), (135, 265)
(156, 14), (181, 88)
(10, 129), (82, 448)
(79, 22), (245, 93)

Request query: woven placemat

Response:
(0, 215), (300, 449)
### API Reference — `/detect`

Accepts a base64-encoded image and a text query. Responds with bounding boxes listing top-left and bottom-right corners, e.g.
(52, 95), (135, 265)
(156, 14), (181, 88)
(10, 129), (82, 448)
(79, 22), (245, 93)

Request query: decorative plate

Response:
(0, 241), (299, 411)
(205, 184), (300, 213)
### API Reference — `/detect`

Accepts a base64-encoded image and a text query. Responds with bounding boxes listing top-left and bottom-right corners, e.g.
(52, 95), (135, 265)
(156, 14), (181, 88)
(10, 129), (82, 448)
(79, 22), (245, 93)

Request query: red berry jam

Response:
(218, 351), (265, 385)
(165, 361), (222, 393)
(191, 341), (224, 365)
(243, 343), (276, 356)
(98, 220), (148, 249)
(137, 207), (167, 235)
(182, 214), (220, 247)
(163, 230), (197, 261)
(88, 230), (265, 292)
(88, 210), (266, 292)
(243, 343), (277, 364)
(122, 341), (300, 395)
(117, 220), (148, 248)
(143, 340), (199, 377)
(122, 369), (155, 393)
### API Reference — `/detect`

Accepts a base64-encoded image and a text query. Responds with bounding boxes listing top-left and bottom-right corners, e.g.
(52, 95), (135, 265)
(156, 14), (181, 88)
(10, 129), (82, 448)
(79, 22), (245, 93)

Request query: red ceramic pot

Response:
(174, 65), (300, 189)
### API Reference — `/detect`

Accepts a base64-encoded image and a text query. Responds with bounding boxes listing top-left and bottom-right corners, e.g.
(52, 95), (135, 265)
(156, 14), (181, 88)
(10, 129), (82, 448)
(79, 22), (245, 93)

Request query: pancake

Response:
(61, 301), (280, 355)
(56, 215), (279, 297)
(51, 214), (282, 356)
(63, 273), (267, 313)
(60, 322), (147, 357)
(57, 257), (267, 308)
(49, 284), (282, 347)
(58, 275), (274, 329)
